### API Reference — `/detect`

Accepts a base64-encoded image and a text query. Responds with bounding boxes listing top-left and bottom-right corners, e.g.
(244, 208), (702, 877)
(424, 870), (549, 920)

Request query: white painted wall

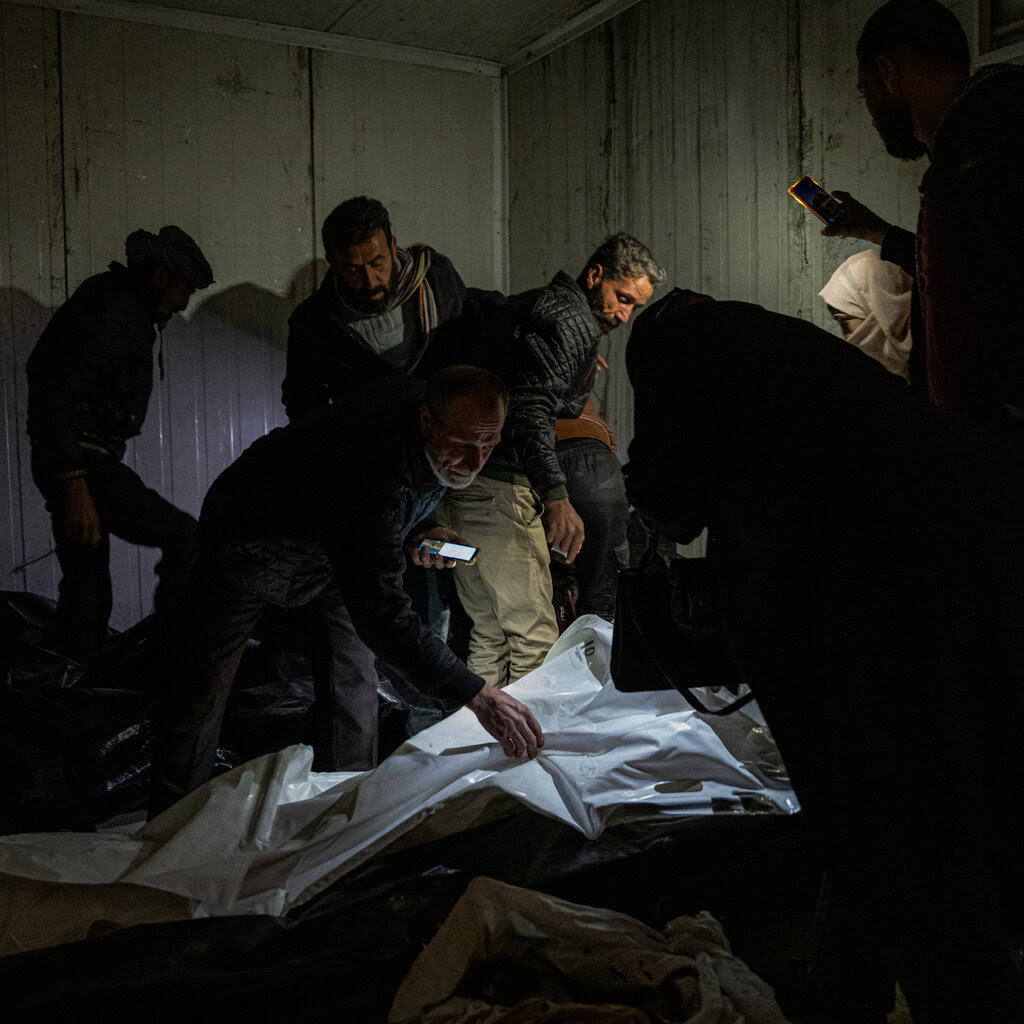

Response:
(505, 0), (975, 460)
(0, 3), (500, 629)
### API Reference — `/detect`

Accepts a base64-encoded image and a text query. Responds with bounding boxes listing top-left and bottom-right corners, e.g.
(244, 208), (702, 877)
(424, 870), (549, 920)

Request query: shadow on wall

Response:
(194, 281), (289, 352)
(289, 259), (326, 319)
(150, 261), (327, 479)
(1, 262), (325, 628)
(1, 288), (58, 602)
(117, 273), (316, 631)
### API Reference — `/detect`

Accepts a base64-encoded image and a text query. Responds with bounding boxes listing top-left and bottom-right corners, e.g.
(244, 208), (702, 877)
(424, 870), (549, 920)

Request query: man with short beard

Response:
(282, 197), (476, 673)
(282, 196), (470, 422)
(824, 0), (1024, 439)
(442, 233), (664, 687)
(149, 366), (544, 815)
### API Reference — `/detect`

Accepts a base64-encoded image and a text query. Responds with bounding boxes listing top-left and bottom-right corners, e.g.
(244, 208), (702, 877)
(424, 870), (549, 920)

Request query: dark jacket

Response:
(198, 376), (482, 705)
(282, 249), (468, 422)
(466, 272), (601, 500)
(624, 290), (1024, 829)
(917, 65), (1024, 429)
(877, 224), (927, 394)
(26, 262), (158, 479)
(624, 290), (1024, 1020)
(873, 67), (1024, 435)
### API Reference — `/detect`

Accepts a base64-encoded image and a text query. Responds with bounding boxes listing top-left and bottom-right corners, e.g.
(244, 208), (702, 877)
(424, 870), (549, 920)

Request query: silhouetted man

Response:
(27, 226), (213, 663)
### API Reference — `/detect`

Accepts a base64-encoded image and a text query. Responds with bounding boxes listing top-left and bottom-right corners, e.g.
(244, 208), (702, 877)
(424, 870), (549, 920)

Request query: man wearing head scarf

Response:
(26, 225), (214, 664)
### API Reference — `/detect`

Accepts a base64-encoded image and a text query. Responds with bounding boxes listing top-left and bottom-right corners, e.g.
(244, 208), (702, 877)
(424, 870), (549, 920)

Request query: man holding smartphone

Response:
(825, 0), (1024, 439)
(150, 366), (544, 816)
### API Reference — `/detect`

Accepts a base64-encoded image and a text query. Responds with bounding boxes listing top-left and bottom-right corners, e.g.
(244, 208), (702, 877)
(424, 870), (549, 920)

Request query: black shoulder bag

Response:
(611, 535), (754, 716)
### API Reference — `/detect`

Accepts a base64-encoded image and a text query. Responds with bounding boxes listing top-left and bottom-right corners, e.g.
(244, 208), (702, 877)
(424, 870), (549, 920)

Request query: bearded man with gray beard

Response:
(149, 366), (544, 816)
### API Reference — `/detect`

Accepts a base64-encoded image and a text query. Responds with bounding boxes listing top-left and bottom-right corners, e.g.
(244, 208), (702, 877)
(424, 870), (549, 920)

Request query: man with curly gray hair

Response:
(444, 232), (665, 687)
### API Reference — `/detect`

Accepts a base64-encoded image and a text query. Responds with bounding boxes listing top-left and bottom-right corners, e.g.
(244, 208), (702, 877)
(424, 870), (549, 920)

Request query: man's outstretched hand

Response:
(467, 685), (545, 759)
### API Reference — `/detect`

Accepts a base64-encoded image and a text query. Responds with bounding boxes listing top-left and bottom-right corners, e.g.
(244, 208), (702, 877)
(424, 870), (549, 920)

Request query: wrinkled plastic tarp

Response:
(389, 876), (789, 1024)
(0, 616), (796, 953)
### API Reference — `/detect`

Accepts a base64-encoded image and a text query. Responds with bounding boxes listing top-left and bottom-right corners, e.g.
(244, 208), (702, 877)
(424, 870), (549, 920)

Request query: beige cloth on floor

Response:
(819, 248), (913, 377)
(389, 876), (790, 1024)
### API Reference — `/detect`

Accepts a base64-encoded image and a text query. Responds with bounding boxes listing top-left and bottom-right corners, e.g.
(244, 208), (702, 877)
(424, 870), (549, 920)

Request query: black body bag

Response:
(611, 537), (754, 716)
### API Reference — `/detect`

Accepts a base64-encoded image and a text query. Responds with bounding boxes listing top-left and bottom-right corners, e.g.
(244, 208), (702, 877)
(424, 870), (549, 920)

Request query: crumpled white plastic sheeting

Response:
(0, 616), (797, 929)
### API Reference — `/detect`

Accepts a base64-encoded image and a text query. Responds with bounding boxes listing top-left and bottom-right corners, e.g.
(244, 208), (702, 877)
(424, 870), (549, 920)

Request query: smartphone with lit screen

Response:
(419, 538), (478, 564)
(788, 175), (847, 225)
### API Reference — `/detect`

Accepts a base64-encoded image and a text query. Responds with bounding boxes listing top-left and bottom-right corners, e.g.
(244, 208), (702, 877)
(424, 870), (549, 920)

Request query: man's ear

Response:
(419, 403), (432, 437)
(390, 235), (399, 261)
(151, 265), (171, 290)
(584, 264), (604, 290)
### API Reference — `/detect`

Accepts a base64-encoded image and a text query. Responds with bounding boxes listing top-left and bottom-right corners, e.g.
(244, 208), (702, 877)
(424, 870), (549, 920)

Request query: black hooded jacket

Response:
(27, 262), (159, 480)
(624, 290), (1024, 841)
(197, 376), (483, 706)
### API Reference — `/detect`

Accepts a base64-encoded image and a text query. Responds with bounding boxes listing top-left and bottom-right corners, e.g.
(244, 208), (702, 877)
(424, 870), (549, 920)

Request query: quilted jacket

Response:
(26, 263), (158, 480)
(465, 271), (601, 500)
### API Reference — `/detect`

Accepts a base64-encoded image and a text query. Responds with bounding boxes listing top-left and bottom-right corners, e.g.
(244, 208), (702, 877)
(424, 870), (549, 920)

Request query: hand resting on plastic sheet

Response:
(467, 684), (544, 759)
(407, 519), (546, 759)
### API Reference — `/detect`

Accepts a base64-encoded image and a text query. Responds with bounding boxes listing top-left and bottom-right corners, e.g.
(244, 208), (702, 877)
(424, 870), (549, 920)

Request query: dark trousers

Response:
(749, 608), (1024, 1024)
(552, 437), (629, 619)
(811, 856), (1022, 1024)
(149, 577), (378, 815)
(34, 450), (197, 664)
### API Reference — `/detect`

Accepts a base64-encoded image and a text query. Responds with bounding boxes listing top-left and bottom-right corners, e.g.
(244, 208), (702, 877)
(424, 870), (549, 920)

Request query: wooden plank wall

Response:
(506, 0), (959, 463)
(0, 5), (498, 631)
(0, 4), (65, 604)
(310, 51), (499, 290)
(2, 0), (980, 628)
